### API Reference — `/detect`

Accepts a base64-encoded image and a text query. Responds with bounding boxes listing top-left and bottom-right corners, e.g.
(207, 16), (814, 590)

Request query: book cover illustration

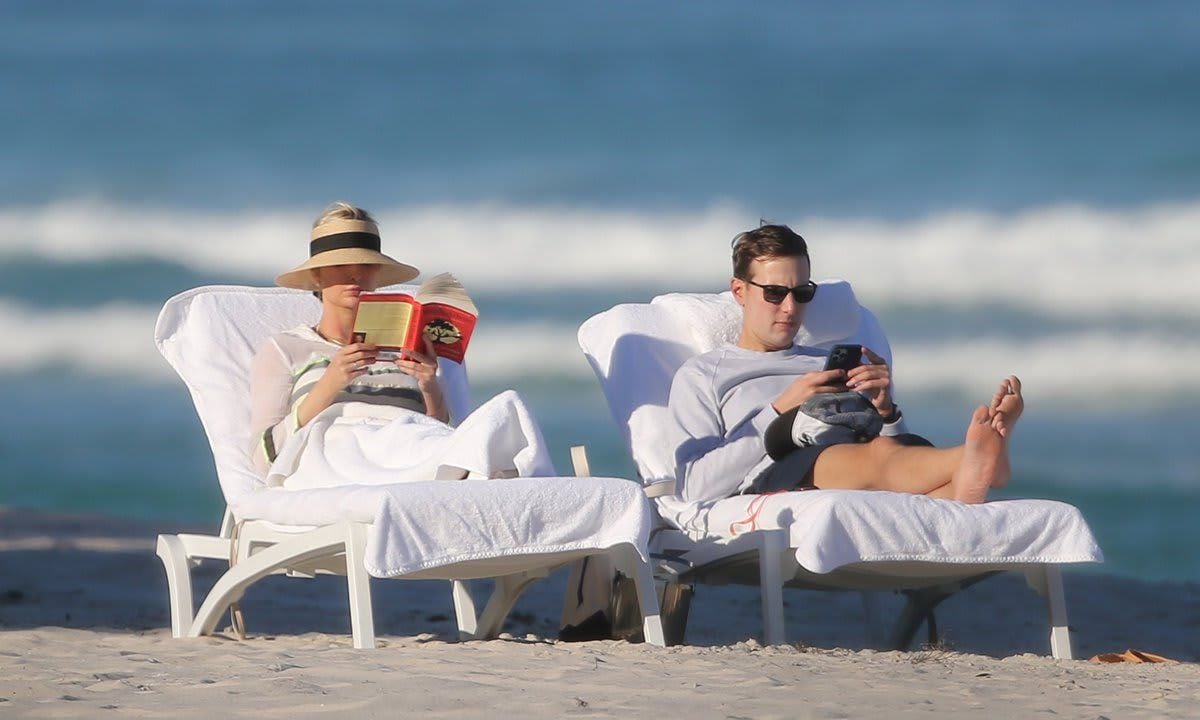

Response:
(351, 273), (478, 364)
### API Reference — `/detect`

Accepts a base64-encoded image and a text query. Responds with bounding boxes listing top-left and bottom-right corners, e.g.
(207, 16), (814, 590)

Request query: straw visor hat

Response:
(275, 218), (420, 291)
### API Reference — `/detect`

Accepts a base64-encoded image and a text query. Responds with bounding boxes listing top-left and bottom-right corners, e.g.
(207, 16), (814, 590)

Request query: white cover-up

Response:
(156, 285), (651, 579)
(578, 282), (1103, 574)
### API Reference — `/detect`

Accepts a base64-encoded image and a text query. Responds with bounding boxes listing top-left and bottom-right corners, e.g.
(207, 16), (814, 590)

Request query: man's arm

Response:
(665, 363), (779, 503)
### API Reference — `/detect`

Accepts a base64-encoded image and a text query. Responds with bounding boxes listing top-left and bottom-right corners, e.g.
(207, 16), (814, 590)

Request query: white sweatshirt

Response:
(664, 343), (908, 502)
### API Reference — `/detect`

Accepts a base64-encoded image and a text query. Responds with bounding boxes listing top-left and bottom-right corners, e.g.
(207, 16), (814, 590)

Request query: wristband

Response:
(881, 405), (902, 424)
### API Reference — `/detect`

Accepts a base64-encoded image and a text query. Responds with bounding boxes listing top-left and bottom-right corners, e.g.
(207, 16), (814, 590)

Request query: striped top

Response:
(248, 325), (426, 475)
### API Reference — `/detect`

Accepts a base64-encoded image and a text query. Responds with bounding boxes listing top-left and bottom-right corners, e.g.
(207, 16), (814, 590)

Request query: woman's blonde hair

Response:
(312, 201), (377, 229)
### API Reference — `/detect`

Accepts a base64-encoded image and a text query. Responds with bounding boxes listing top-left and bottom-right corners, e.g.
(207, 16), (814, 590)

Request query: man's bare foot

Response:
(985, 375), (1022, 487)
(952, 406), (1008, 504)
(988, 375), (1024, 438)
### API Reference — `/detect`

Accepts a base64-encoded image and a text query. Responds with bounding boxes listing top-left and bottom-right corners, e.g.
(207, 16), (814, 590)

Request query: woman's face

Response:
(313, 264), (381, 309)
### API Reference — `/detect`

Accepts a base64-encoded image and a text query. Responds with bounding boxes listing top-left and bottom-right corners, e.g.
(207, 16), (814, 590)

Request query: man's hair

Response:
(731, 223), (809, 279)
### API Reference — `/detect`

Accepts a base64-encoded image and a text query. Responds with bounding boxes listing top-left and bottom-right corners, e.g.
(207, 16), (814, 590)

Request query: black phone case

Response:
(823, 344), (862, 372)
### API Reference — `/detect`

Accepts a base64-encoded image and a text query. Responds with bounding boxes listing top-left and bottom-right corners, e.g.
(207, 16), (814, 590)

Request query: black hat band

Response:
(309, 232), (381, 256)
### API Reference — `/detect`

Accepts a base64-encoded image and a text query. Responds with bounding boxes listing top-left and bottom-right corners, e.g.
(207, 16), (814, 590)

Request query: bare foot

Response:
(988, 375), (1024, 438)
(986, 375), (1023, 487)
(952, 406), (1008, 504)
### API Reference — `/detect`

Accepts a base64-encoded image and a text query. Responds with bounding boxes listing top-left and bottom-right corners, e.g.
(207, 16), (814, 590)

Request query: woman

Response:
(249, 202), (553, 488)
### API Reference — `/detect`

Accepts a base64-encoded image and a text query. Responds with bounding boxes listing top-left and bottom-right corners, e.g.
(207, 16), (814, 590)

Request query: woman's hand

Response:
(296, 342), (378, 428)
(772, 369), (848, 414)
(395, 336), (449, 422)
(846, 346), (895, 418)
(323, 342), (379, 391)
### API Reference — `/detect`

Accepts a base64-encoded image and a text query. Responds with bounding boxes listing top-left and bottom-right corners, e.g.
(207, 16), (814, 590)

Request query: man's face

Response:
(731, 255), (811, 352)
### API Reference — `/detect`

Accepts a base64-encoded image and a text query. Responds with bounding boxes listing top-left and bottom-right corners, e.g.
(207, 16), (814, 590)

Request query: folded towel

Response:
(221, 475), (651, 578)
(658, 489), (1102, 573)
(365, 475), (650, 578)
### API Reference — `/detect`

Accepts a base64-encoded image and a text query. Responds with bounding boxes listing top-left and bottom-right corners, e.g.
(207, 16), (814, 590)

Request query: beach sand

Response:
(1, 506), (1197, 718)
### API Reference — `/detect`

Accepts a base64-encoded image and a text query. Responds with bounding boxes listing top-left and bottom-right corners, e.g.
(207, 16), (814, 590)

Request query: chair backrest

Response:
(577, 280), (890, 485)
(153, 285), (472, 510)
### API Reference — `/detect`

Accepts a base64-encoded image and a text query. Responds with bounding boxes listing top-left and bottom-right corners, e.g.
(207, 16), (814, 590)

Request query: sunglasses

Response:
(744, 278), (818, 305)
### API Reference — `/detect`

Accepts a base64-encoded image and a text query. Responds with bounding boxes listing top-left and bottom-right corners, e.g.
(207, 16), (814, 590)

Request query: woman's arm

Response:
(393, 336), (449, 423)
(294, 342), (379, 428)
(248, 339), (297, 475)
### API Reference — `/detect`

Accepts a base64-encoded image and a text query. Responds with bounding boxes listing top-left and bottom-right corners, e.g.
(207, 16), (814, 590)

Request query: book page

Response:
(414, 272), (478, 316)
(352, 296), (415, 349)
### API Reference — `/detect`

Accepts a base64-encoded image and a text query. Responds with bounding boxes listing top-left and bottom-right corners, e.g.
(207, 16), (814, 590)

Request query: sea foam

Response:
(3, 198), (1198, 319)
(2, 300), (1196, 405)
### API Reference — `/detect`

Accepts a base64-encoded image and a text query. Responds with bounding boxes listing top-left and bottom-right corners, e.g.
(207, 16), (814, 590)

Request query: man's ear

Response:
(730, 277), (746, 306)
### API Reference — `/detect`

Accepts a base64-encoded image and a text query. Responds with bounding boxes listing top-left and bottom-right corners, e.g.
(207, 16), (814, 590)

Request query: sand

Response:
(1, 506), (1197, 718)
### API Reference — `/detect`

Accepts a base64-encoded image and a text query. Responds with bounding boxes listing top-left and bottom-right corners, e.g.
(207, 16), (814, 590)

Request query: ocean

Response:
(1, 1), (1197, 582)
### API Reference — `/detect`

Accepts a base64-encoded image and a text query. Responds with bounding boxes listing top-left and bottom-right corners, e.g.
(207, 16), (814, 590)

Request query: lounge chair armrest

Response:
(571, 444), (674, 498)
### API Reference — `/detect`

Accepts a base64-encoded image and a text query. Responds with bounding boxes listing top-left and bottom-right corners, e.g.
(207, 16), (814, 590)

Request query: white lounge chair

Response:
(576, 282), (1102, 658)
(154, 285), (664, 648)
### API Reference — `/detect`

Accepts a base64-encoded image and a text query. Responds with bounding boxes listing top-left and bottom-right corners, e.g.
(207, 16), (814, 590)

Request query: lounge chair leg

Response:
(1027, 565), (1073, 660)
(859, 591), (884, 648)
(889, 588), (947, 650)
(190, 524), (362, 641)
(451, 581), (479, 640)
(758, 530), (787, 646)
(218, 507), (236, 539)
(614, 545), (665, 647)
(156, 534), (195, 639)
(474, 571), (543, 639)
(343, 523), (376, 650)
(657, 580), (693, 646)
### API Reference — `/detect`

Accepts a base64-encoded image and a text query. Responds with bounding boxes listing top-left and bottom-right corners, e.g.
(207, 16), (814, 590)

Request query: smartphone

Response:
(823, 344), (863, 373)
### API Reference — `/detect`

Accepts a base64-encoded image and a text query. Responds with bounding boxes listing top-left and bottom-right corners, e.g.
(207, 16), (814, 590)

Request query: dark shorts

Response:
(743, 433), (933, 495)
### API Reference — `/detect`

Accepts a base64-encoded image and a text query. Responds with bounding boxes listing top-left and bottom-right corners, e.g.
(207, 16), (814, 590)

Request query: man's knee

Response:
(813, 437), (898, 491)
(866, 435), (902, 463)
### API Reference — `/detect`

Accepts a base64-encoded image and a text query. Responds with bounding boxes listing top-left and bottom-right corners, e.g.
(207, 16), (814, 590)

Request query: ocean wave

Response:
(0, 301), (164, 377)
(3, 199), (1199, 319)
(0, 301), (597, 385)
(2, 300), (1197, 404)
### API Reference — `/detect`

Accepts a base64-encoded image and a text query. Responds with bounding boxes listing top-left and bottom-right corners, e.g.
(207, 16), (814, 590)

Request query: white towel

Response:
(659, 490), (1102, 573)
(364, 475), (650, 578)
(218, 475), (651, 579)
(266, 390), (556, 490)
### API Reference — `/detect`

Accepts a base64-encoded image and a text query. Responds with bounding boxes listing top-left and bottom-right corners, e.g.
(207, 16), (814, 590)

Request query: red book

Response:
(352, 273), (478, 364)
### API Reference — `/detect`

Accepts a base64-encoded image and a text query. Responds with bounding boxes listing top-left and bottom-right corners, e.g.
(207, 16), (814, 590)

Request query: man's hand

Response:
(846, 346), (895, 418)
(771, 369), (848, 414)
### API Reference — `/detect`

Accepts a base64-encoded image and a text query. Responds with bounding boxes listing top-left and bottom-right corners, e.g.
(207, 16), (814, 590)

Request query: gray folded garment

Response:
(764, 391), (883, 461)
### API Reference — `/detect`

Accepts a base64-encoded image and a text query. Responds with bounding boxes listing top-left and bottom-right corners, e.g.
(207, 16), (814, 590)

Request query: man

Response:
(665, 224), (1023, 504)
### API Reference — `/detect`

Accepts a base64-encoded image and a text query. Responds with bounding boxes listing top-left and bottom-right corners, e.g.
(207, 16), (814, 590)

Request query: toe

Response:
(992, 411), (1008, 438)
